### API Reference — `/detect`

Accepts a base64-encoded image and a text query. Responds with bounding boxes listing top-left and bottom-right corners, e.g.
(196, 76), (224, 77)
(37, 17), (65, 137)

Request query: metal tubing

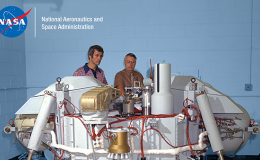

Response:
(224, 131), (245, 158)
(27, 149), (35, 160)
(17, 136), (29, 153)
(216, 150), (224, 160)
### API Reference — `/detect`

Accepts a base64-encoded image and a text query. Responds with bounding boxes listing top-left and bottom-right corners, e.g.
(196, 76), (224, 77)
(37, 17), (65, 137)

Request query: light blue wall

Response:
(0, 0), (259, 158)
(0, 0), (27, 159)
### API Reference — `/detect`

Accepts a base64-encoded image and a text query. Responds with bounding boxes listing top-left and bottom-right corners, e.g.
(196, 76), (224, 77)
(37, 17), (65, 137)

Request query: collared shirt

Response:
(73, 63), (108, 85)
(114, 69), (143, 88)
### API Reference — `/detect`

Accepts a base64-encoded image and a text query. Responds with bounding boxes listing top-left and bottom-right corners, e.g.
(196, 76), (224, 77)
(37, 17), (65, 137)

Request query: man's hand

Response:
(116, 85), (125, 95)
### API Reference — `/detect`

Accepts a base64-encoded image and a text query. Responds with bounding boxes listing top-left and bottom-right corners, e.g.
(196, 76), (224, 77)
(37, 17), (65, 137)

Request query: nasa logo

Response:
(0, 6), (31, 38)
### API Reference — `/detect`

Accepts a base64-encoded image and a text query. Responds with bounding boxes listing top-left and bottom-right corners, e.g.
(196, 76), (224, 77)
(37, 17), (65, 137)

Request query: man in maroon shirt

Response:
(73, 45), (108, 85)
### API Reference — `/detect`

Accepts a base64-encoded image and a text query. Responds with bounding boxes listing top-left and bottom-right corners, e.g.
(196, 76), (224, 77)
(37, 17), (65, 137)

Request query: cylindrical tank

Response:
(27, 95), (55, 151)
(122, 97), (135, 117)
(151, 63), (174, 115)
(196, 92), (224, 152)
(142, 85), (152, 115)
(108, 128), (130, 153)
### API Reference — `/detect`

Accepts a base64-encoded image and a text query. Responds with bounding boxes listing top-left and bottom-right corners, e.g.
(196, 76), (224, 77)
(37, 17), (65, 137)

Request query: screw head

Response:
(5, 127), (11, 133)
(253, 128), (259, 133)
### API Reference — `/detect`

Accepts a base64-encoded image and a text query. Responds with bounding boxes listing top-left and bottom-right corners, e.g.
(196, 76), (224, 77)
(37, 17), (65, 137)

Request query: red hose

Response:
(186, 122), (194, 156)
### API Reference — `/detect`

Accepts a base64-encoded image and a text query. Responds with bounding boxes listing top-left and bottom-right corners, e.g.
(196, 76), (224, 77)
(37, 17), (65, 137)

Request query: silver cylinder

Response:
(142, 106), (151, 115)
(123, 98), (135, 116)
(27, 149), (35, 160)
(216, 150), (224, 160)
(142, 85), (152, 115)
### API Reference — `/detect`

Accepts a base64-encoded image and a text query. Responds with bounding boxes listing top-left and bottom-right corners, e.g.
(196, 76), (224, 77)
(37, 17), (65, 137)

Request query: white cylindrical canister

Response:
(27, 95), (55, 150)
(196, 92), (224, 152)
(151, 63), (174, 114)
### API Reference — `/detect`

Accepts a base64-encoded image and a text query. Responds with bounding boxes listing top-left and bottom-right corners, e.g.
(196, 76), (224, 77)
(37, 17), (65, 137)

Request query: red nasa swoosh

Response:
(0, 8), (32, 35)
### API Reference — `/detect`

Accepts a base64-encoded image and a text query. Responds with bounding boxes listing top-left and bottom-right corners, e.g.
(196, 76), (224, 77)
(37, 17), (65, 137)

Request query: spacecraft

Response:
(4, 63), (259, 160)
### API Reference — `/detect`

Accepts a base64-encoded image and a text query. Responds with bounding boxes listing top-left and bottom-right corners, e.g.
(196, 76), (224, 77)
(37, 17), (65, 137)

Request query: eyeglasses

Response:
(125, 60), (136, 64)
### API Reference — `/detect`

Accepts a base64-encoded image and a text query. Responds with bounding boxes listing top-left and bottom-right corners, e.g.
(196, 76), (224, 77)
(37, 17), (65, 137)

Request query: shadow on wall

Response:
(23, 0), (63, 12)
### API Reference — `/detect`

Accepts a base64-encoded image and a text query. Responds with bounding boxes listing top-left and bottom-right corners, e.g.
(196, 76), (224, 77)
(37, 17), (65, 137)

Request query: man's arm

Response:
(116, 85), (125, 95)
(114, 72), (125, 95)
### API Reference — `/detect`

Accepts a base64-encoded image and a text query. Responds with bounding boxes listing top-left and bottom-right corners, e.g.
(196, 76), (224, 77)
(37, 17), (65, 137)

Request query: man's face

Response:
(124, 56), (136, 72)
(89, 49), (103, 66)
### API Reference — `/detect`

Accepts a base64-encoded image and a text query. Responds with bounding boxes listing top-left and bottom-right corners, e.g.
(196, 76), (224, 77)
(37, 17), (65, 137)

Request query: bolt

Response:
(253, 128), (259, 133)
(5, 127), (10, 133)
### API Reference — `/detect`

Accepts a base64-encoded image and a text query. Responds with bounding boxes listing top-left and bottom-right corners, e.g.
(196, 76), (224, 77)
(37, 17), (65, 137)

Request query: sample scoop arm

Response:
(27, 94), (55, 160)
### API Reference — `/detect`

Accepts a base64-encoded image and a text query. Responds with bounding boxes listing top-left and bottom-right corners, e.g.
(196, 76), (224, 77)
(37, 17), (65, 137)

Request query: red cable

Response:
(127, 127), (138, 135)
(53, 117), (56, 134)
(228, 119), (235, 126)
(128, 119), (133, 127)
(42, 90), (82, 159)
(75, 116), (92, 137)
(97, 126), (107, 137)
(182, 108), (191, 119)
(186, 122), (194, 156)
(101, 114), (178, 138)
(44, 90), (76, 114)
(143, 127), (176, 148)
(64, 103), (73, 116)
(182, 105), (199, 122)
(92, 126), (96, 140)
(58, 102), (65, 110)
(97, 114), (179, 159)
(65, 114), (92, 137)
(97, 126), (124, 138)
(100, 114), (206, 157)
(150, 58), (153, 75)
(189, 105), (199, 122)
(183, 98), (193, 107)
(102, 130), (112, 138)
(44, 90), (56, 98)
(250, 119), (255, 126)
(64, 98), (76, 114)
(141, 117), (146, 158)
(51, 150), (61, 159)
(9, 119), (14, 126)
(51, 150), (64, 160)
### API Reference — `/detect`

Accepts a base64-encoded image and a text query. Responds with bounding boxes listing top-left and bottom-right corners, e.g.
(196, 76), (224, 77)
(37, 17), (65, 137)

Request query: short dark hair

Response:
(88, 45), (104, 59)
(124, 53), (137, 61)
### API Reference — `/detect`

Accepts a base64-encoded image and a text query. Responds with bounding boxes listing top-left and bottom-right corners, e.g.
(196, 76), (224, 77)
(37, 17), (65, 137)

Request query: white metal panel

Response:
(171, 76), (243, 114)
(16, 76), (104, 114)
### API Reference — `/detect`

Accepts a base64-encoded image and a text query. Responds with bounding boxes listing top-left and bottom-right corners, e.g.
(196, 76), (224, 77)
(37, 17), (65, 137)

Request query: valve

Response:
(4, 125), (16, 144)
